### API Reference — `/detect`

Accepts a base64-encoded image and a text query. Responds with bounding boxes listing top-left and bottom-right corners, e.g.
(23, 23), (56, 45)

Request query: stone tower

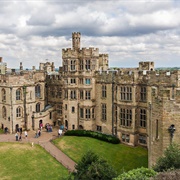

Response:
(72, 32), (81, 50)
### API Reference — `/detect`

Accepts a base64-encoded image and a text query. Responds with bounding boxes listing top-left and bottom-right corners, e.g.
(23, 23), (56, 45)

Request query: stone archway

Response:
(15, 124), (19, 132)
(79, 125), (84, 130)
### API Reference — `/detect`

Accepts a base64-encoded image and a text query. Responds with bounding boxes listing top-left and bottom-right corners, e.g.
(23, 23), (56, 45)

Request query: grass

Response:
(0, 128), (4, 134)
(53, 136), (148, 174)
(0, 142), (69, 180)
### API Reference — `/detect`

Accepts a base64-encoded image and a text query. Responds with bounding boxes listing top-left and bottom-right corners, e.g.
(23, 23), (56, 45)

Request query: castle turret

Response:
(72, 32), (81, 50)
(20, 62), (23, 70)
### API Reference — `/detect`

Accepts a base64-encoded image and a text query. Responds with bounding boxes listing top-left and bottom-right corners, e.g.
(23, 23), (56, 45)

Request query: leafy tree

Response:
(113, 167), (157, 180)
(153, 143), (180, 172)
(74, 150), (117, 180)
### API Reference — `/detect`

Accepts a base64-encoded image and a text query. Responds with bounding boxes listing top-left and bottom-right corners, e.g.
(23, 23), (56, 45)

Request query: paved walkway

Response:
(0, 129), (76, 172)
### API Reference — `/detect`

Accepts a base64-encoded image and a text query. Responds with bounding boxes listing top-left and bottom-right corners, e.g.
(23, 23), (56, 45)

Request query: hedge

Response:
(64, 130), (120, 144)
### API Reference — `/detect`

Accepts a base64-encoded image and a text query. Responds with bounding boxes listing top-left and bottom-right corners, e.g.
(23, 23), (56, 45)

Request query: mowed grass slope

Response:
(53, 136), (148, 174)
(0, 142), (69, 180)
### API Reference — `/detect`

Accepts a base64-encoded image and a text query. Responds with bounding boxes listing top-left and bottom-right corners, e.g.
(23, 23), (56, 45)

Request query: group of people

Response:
(15, 130), (28, 141)
(45, 123), (53, 132)
(35, 129), (41, 138)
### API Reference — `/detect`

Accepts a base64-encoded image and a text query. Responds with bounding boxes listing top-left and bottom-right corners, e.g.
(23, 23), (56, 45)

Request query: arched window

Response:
(2, 106), (6, 119)
(1, 88), (6, 101)
(16, 107), (22, 117)
(36, 103), (40, 112)
(16, 89), (21, 100)
(35, 84), (41, 98)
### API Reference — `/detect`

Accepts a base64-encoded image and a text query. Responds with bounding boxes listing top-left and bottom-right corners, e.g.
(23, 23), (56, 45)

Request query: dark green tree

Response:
(74, 150), (117, 180)
(153, 143), (180, 172)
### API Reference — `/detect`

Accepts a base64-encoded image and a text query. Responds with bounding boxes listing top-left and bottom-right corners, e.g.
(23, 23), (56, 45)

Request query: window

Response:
(57, 87), (62, 98)
(35, 84), (41, 98)
(122, 134), (130, 143)
(79, 59), (84, 70)
(16, 107), (22, 117)
(36, 103), (40, 112)
(30, 91), (32, 100)
(92, 108), (95, 119)
(139, 135), (147, 144)
(64, 60), (68, 72)
(80, 108), (84, 118)
(72, 125), (75, 130)
(79, 78), (83, 84)
(85, 109), (91, 119)
(120, 86), (132, 101)
(64, 79), (68, 84)
(2, 106), (6, 119)
(140, 109), (146, 128)
(120, 108), (132, 127)
(79, 90), (84, 100)
(70, 90), (76, 99)
(140, 87), (146, 101)
(16, 89), (21, 100)
(85, 59), (91, 70)
(114, 86), (118, 100)
(102, 104), (106, 121)
(102, 85), (106, 98)
(97, 126), (102, 132)
(70, 60), (76, 71)
(2, 88), (6, 101)
(50, 88), (55, 98)
(49, 112), (52, 119)
(85, 79), (91, 85)
(57, 104), (62, 115)
(64, 90), (68, 99)
(156, 120), (159, 139)
(85, 91), (91, 100)
(72, 106), (75, 113)
(65, 104), (67, 110)
(114, 105), (118, 124)
(71, 78), (76, 84)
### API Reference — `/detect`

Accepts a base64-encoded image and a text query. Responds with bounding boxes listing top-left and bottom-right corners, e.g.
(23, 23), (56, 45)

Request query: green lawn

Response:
(53, 136), (148, 174)
(0, 128), (4, 134)
(0, 142), (69, 180)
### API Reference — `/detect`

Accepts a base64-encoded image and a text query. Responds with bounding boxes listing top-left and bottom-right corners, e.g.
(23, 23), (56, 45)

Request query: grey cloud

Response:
(27, 14), (55, 26)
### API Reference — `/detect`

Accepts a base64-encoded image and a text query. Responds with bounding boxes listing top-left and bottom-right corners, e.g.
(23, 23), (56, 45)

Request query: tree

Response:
(153, 143), (180, 172)
(74, 150), (117, 180)
(113, 167), (157, 180)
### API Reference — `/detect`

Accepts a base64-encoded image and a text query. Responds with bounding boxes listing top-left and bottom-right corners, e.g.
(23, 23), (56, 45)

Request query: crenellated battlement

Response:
(62, 47), (100, 58)
(95, 69), (180, 86)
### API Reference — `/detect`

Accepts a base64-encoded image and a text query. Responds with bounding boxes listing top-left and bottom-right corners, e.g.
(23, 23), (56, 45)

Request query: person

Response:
(40, 123), (43, 131)
(24, 131), (28, 139)
(38, 129), (41, 137)
(19, 133), (22, 141)
(58, 129), (62, 137)
(35, 131), (39, 138)
(15, 132), (19, 141)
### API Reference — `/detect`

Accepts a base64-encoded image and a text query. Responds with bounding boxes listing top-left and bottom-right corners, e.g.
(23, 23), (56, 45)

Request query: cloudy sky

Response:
(1, 0), (180, 69)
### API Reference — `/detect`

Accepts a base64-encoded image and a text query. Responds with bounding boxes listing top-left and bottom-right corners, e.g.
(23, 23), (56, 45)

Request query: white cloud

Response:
(1, 0), (180, 68)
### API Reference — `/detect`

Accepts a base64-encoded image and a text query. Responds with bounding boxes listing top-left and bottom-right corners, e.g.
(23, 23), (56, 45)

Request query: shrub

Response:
(74, 150), (117, 180)
(64, 130), (120, 144)
(113, 167), (157, 180)
(153, 143), (180, 172)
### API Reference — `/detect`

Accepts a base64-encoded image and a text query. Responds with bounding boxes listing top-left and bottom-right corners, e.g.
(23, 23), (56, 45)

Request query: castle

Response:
(0, 32), (180, 167)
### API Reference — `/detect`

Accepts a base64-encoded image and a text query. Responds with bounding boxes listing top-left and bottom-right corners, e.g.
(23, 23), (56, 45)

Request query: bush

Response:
(153, 143), (180, 172)
(64, 130), (120, 144)
(74, 150), (117, 180)
(113, 167), (157, 180)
